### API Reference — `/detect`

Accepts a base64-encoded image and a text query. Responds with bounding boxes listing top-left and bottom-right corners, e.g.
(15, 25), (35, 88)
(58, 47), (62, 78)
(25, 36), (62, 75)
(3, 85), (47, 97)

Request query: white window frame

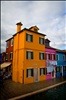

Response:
(39, 37), (45, 44)
(11, 39), (13, 46)
(26, 50), (33, 60)
(52, 53), (54, 60)
(10, 52), (13, 60)
(26, 33), (33, 42)
(40, 67), (45, 76)
(6, 41), (9, 48)
(27, 68), (33, 78)
(46, 53), (49, 60)
(6, 53), (8, 60)
(40, 52), (44, 60)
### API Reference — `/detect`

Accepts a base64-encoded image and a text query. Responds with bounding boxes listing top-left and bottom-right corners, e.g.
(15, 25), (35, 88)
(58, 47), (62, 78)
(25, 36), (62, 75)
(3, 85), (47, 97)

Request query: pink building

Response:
(45, 39), (57, 80)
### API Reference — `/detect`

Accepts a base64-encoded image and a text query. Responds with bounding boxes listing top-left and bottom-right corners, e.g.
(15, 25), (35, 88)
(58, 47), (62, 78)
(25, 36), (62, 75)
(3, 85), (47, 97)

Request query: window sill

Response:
(11, 45), (13, 46)
(10, 59), (12, 60)
(27, 76), (33, 78)
(40, 74), (44, 76)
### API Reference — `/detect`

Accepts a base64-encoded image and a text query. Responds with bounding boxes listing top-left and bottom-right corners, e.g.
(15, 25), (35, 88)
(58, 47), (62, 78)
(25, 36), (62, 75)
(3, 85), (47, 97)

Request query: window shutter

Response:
(26, 34), (28, 41)
(43, 38), (45, 44)
(43, 68), (44, 75)
(40, 68), (41, 75)
(39, 53), (41, 59)
(43, 38), (44, 44)
(31, 69), (33, 76)
(31, 35), (33, 42)
(45, 53), (46, 60)
(39, 37), (41, 44)
(31, 52), (33, 59)
(26, 51), (28, 59)
(46, 68), (47, 74)
(43, 53), (44, 59)
(26, 69), (28, 77)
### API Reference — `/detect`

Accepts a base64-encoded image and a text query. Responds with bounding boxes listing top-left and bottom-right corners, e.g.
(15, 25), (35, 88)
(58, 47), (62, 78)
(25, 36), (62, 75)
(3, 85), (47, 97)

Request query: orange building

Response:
(12, 22), (46, 84)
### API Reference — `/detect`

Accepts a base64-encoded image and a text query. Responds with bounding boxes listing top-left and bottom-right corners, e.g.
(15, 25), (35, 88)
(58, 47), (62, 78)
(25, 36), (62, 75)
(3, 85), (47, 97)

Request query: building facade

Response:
(12, 22), (46, 84)
(6, 37), (13, 62)
(45, 46), (57, 80)
(56, 50), (66, 77)
(0, 37), (14, 77)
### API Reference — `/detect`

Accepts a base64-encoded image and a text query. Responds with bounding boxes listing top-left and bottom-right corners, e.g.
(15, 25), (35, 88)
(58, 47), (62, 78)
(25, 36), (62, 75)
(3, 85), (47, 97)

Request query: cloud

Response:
(1, 1), (66, 52)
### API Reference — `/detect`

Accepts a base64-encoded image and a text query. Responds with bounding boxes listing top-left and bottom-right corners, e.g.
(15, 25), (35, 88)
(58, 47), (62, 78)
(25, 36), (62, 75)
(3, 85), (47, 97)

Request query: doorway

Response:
(52, 67), (56, 78)
(34, 68), (38, 82)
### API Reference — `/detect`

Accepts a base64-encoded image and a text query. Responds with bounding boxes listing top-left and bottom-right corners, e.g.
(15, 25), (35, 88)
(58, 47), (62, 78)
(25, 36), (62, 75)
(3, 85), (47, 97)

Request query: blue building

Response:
(56, 50), (66, 77)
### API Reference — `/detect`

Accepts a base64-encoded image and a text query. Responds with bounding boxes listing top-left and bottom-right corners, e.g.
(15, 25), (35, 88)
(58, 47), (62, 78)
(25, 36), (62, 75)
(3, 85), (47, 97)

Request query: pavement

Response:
(0, 77), (66, 100)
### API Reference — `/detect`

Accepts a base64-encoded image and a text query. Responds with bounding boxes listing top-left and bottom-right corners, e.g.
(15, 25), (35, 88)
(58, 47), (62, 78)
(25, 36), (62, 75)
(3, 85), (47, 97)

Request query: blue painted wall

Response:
(56, 52), (66, 77)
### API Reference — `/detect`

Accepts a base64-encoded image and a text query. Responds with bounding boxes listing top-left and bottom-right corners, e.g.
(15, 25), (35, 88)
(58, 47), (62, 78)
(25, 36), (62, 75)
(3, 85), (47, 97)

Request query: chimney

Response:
(16, 22), (23, 32)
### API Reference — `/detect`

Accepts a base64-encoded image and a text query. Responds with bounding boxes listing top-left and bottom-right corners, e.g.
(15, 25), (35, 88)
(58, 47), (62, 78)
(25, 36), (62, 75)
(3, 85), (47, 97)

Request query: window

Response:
(56, 67), (60, 72)
(52, 54), (56, 60)
(26, 33), (33, 42)
(40, 68), (45, 75)
(6, 53), (8, 60)
(26, 51), (33, 59)
(10, 52), (13, 60)
(48, 54), (51, 60)
(34, 28), (37, 32)
(39, 52), (44, 60)
(27, 68), (33, 77)
(46, 53), (48, 60)
(63, 66), (66, 71)
(46, 54), (51, 60)
(11, 39), (13, 46)
(56, 54), (59, 60)
(63, 55), (65, 61)
(6, 41), (9, 48)
(4, 56), (5, 61)
(39, 37), (45, 44)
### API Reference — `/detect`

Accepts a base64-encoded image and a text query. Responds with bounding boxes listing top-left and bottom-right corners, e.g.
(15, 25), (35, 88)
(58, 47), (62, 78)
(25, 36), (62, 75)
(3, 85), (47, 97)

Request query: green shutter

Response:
(43, 53), (44, 59)
(31, 35), (33, 42)
(31, 52), (33, 59)
(26, 51), (28, 59)
(31, 69), (33, 76)
(26, 34), (28, 41)
(40, 68), (41, 75)
(26, 69), (28, 77)
(39, 37), (41, 44)
(39, 53), (41, 59)
(43, 38), (45, 44)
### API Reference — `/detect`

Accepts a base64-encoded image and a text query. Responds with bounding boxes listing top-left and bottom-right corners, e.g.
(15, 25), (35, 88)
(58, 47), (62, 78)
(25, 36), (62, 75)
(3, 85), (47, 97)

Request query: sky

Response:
(1, 1), (66, 52)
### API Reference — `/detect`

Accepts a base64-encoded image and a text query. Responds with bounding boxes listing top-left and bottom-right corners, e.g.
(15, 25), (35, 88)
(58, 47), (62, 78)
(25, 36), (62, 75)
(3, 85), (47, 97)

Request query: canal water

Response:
(19, 83), (66, 100)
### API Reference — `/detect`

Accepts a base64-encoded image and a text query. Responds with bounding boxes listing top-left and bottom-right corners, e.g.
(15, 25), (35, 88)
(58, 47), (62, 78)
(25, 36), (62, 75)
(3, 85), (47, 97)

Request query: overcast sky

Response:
(1, 1), (66, 52)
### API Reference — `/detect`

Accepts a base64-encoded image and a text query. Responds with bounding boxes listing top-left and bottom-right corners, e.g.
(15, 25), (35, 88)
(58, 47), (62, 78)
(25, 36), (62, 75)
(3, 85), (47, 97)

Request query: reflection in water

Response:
(19, 83), (66, 100)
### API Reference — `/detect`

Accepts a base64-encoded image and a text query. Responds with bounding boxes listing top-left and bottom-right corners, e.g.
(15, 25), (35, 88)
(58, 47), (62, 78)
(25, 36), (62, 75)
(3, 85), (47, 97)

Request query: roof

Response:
(46, 46), (66, 53)
(13, 28), (46, 37)
(56, 49), (66, 53)
(6, 37), (13, 42)
(29, 25), (39, 30)
(45, 38), (51, 42)
(45, 46), (56, 50)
